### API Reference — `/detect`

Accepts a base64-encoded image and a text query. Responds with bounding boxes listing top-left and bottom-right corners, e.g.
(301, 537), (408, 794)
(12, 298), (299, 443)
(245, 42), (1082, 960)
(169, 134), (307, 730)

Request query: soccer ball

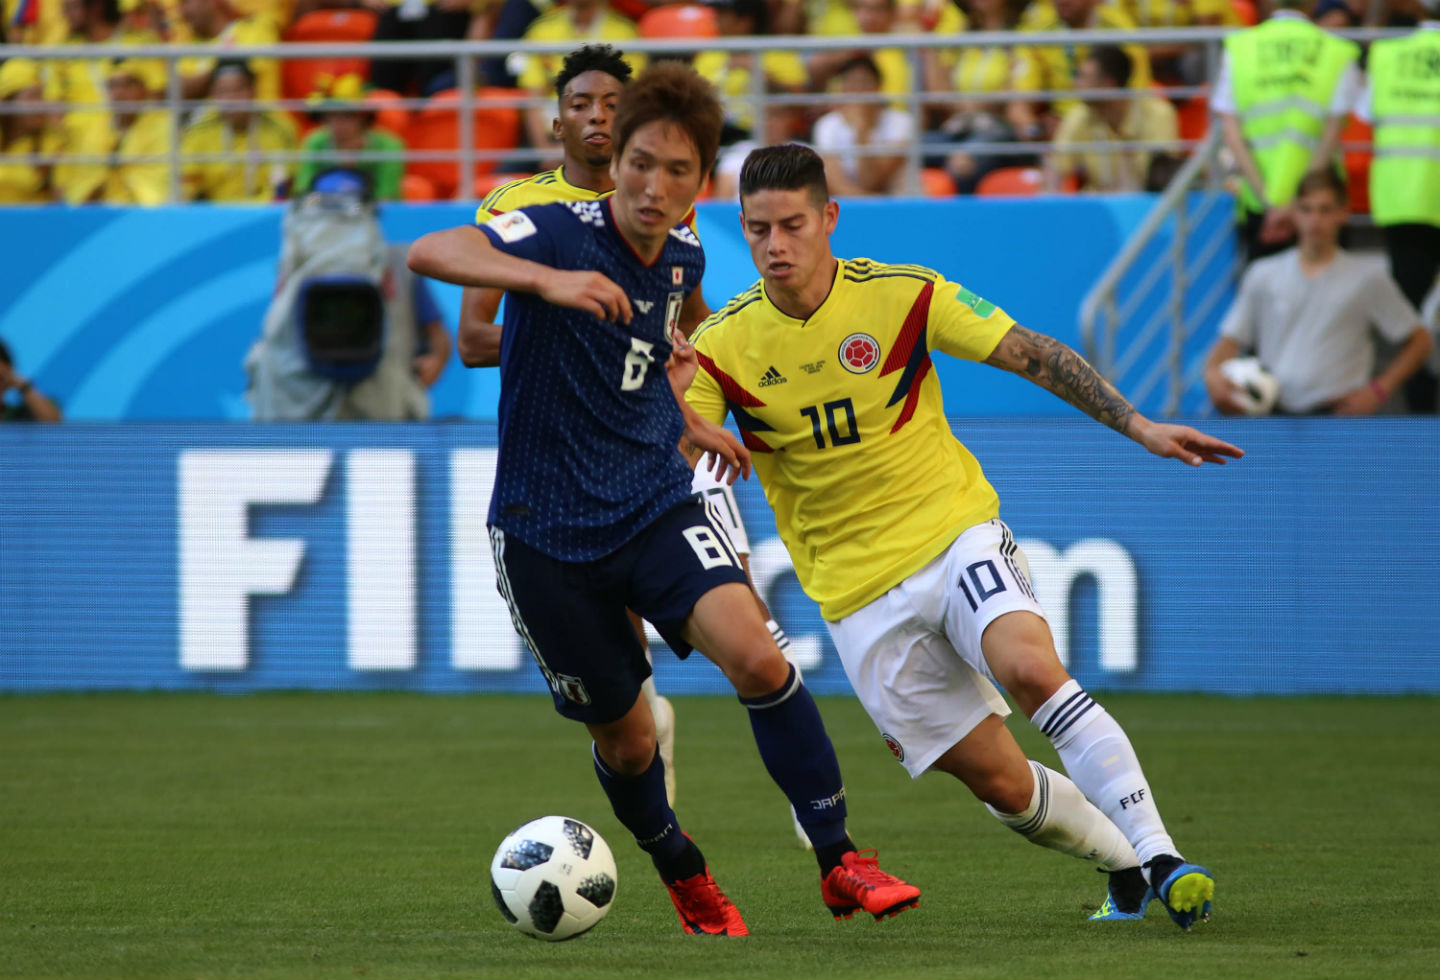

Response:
(490, 816), (617, 941)
(1219, 356), (1281, 415)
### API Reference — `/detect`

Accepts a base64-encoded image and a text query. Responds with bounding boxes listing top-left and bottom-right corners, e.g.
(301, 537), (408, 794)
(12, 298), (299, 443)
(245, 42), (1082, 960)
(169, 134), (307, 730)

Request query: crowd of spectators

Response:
(1, 0), (1379, 205)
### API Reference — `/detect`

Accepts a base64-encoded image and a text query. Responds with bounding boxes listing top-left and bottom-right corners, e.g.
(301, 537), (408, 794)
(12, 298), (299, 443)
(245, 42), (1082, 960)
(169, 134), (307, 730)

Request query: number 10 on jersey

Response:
(800, 398), (861, 449)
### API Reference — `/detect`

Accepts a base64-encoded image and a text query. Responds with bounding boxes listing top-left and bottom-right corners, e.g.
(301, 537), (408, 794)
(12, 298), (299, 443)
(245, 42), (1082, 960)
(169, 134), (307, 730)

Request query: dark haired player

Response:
(456, 45), (811, 847)
(685, 143), (1241, 930)
(409, 66), (919, 936)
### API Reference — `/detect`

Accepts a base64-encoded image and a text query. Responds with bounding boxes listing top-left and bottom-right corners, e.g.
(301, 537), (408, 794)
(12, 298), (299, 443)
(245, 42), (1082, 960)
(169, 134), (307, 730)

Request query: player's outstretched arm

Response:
(408, 226), (633, 324)
(985, 325), (1244, 467)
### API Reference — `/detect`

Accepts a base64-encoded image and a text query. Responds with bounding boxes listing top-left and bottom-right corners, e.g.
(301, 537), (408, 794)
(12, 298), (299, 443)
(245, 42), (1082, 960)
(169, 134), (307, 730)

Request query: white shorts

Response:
(825, 519), (1048, 778)
(689, 466), (750, 555)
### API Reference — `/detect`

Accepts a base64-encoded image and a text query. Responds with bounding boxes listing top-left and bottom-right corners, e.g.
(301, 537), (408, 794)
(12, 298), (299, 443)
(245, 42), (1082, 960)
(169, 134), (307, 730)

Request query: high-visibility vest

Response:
(1368, 29), (1440, 227)
(1225, 18), (1359, 213)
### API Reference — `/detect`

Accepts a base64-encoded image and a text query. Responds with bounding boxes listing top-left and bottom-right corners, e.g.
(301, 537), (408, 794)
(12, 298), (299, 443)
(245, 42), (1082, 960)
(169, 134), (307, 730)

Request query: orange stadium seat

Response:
(401, 173), (439, 202)
(921, 167), (956, 197)
(976, 166), (1045, 196)
(284, 9), (379, 43)
(280, 10), (379, 101)
(1230, 0), (1259, 25)
(366, 88), (411, 144)
(1177, 91), (1211, 143)
(407, 88), (523, 198)
(282, 56), (372, 103)
(1342, 116), (1372, 214)
(638, 3), (718, 38)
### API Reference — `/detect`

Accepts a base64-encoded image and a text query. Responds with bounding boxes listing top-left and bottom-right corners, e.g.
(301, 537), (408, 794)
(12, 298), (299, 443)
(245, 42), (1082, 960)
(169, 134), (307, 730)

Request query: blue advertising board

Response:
(0, 195), (1188, 422)
(3, 419), (1436, 696)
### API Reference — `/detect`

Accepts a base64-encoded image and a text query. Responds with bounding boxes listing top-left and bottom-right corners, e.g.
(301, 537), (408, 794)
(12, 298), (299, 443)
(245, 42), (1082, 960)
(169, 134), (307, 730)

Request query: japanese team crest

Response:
(555, 673), (592, 706)
(839, 332), (881, 374)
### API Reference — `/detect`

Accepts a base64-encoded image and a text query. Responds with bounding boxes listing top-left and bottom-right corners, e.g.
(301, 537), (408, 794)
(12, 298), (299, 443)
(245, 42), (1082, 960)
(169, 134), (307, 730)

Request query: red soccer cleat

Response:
(664, 868), (750, 936)
(821, 849), (921, 921)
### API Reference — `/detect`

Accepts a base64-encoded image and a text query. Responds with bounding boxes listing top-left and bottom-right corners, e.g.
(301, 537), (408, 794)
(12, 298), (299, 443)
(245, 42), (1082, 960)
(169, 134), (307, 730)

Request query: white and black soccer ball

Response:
(1219, 356), (1281, 416)
(490, 816), (617, 941)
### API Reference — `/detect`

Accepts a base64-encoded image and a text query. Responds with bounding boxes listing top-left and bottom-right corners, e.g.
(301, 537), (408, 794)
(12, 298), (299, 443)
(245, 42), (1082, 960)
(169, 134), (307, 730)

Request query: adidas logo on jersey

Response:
(633, 298), (654, 314)
(758, 365), (787, 387)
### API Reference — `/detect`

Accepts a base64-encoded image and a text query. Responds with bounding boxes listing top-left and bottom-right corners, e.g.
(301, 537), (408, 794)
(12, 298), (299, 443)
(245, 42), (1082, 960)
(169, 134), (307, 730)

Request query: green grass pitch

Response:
(3, 693), (1438, 979)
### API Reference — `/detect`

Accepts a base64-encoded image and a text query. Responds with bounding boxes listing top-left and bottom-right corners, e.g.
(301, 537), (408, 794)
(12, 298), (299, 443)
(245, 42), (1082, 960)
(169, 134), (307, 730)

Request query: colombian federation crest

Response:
(881, 732), (905, 762)
(839, 332), (881, 374)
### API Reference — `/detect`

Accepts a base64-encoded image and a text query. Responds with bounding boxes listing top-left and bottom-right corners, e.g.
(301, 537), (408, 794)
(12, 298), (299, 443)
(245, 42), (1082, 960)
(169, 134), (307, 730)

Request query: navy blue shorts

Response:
(488, 495), (750, 724)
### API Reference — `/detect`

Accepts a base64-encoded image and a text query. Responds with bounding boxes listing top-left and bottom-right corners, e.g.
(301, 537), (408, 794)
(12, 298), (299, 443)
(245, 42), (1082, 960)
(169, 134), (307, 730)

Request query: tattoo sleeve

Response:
(984, 325), (1137, 436)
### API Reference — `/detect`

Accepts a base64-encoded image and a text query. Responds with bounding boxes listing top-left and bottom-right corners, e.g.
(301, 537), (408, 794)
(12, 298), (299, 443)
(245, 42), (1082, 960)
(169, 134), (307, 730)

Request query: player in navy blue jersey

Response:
(409, 63), (920, 936)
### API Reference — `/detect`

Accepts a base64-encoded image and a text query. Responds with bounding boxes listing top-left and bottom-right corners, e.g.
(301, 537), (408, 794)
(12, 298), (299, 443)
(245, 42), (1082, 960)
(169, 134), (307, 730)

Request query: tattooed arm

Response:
(985, 324), (1245, 467)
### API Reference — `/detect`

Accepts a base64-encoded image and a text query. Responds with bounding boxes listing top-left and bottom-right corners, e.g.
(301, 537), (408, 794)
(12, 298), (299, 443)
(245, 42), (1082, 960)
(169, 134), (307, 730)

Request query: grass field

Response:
(3, 693), (1438, 979)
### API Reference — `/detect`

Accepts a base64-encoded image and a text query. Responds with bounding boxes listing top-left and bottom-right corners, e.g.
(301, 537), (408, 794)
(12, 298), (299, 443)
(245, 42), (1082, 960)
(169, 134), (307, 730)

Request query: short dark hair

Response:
(211, 59), (256, 89)
(1087, 45), (1132, 88)
(835, 54), (882, 85)
(738, 143), (829, 208)
(612, 62), (724, 177)
(554, 44), (633, 104)
(1296, 167), (1349, 204)
(0, 337), (12, 368)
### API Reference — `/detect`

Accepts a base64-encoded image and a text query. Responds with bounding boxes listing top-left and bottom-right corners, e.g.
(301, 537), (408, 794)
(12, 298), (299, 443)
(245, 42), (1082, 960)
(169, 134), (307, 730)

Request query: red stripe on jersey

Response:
(890, 357), (931, 433)
(696, 351), (774, 452)
(697, 351), (766, 408)
(881, 281), (933, 377)
(740, 430), (775, 453)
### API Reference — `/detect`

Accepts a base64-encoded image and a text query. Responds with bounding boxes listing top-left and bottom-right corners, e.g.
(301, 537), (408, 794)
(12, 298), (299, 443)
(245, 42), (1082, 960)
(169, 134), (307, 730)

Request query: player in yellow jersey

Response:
(684, 144), (1243, 930)
(457, 47), (808, 845)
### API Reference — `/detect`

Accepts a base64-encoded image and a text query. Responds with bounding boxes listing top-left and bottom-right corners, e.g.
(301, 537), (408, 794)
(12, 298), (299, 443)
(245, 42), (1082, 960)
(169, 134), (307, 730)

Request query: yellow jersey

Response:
(1014, 2), (1152, 114)
(514, 6), (644, 93)
(474, 166), (698, 232)
(180, 111), (295, 202)
(686, 258), (1014, 620)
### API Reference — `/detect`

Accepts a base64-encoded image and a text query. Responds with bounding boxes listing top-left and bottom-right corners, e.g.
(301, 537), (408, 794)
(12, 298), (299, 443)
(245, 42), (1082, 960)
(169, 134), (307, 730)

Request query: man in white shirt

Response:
(812, 55), (916, 196)
(1204, 169), (1433, 415)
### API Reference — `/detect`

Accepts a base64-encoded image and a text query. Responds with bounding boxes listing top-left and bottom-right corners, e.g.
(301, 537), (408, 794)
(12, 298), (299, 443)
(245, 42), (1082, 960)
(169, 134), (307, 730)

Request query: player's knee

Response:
(722, 645), (791, 700)
(996, 649), (1071, 717)
(968, 766), (1034, 815)
(596, 730), (658, 776)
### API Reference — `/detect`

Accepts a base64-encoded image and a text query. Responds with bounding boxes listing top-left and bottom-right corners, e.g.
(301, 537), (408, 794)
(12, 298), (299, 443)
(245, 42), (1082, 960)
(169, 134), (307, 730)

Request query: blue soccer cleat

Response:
(1089, 867), (1151, 921)
(1148, 858), (1215, 931)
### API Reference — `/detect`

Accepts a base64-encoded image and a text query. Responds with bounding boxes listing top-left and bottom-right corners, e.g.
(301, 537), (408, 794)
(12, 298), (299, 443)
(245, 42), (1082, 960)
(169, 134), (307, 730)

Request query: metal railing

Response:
(1079, 128), (1240, 418)
(0, 26), (1404, 204)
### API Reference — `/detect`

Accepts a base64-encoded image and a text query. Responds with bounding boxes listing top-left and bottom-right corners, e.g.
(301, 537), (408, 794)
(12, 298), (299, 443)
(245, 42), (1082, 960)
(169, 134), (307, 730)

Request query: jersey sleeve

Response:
(477, 203), (563, 268)
(684, 327), (730, 425)
(926, 276), (1017, 362)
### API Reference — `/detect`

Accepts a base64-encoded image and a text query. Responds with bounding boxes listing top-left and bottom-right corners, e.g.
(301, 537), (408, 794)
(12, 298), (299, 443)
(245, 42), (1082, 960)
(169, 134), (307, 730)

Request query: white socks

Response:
(988, 761), (1139, 871)
(1030, 680), (1178, 867)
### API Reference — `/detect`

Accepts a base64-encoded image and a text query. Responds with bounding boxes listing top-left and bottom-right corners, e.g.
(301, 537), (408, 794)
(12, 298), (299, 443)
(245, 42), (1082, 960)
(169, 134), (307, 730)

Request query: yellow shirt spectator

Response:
(1014, 0), (1152, 116)
(511, 2), (644, 94)
(3, 0), (67, 43)
(178, 13), (283, 105)
(1111, 0), (1238, 27)
(694, 51), (808, 132)
(53, 110), (175, 204)
(1050, 95), (1178, 190)
(810, 0), (965, 103)
(0, 58), (66, 204)
(180, 110), (294, 201)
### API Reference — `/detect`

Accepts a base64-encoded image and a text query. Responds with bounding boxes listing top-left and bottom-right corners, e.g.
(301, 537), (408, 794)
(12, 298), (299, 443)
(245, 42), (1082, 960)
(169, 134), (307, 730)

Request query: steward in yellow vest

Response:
(1357, 3), (1440, 412)
(1211, 2), (1360, 263)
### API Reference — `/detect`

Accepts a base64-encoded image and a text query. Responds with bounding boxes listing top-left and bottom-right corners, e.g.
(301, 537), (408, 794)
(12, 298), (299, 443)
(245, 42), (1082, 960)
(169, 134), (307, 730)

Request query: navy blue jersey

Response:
(478, 198), (706, 560)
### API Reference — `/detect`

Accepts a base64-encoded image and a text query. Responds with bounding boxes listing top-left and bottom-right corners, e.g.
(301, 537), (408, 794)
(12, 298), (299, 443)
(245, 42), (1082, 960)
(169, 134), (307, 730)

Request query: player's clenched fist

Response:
(538, 269), (633, 324)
